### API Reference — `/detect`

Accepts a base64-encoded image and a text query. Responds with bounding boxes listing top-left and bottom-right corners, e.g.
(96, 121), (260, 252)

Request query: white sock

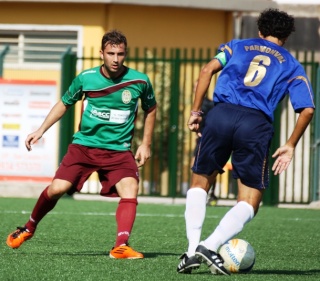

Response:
(204, 201), (254, 252)
(185, 187), (207, 257)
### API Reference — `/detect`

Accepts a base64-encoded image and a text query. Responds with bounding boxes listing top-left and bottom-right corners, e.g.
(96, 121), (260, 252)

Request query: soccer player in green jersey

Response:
(6, 30), (157, 259)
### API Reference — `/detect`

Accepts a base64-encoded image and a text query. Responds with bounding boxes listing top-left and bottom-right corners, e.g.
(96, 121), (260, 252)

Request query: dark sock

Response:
(115, 198), (137, 247)
(25, 186), (58, 233)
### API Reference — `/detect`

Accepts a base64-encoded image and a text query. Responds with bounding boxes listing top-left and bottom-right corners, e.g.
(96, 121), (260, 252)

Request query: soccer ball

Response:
(218, 238), (255, 274)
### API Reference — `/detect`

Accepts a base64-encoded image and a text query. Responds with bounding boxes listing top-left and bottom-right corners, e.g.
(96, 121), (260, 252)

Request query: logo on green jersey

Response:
(90, 107), (110, 120)
(90, 106), (130, 124)
(122, 90), (132, 104)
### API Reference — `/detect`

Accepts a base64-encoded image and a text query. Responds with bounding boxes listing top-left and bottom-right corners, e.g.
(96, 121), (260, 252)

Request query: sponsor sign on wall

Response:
(0, 79), (58, 181)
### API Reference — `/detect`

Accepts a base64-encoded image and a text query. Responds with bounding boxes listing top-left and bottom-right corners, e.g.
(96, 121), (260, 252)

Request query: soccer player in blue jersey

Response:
(177, 9), (315, 275)
(6, 30), (157, 259)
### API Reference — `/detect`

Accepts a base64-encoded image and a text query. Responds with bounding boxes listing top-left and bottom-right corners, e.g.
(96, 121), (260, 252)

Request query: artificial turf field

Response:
(1, 197), (320, 281)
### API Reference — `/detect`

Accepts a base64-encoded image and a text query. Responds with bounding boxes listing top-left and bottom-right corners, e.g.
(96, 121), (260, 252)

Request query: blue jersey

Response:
(213, 38), (315, 121)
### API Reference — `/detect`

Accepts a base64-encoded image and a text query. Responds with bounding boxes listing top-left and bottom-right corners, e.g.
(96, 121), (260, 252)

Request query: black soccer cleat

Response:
(195, 242), (230, 275)
(177, 253), (201, 274)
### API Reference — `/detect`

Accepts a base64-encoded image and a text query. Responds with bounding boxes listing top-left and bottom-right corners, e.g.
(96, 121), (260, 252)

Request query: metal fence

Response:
(80, 48), (219, 198)
(0, 46), (319, 204)
(78, 48), (319, 204)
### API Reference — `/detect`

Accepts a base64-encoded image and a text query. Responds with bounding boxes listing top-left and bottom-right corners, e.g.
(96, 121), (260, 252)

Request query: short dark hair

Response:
(257, 9), (295, 40)
(101, 29), (127, 51)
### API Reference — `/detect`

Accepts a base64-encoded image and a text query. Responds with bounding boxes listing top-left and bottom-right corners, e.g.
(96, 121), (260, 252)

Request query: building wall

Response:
(107, 5), (233, 49)
(0, 2), (233, 56)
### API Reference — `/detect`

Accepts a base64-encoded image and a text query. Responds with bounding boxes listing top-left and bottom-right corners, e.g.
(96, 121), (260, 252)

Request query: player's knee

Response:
(47, 180), (71, 199)
(116, 177), (139, 197)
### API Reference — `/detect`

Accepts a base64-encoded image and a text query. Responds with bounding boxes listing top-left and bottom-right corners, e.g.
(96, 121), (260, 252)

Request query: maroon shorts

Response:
(54, 144), (139, 197)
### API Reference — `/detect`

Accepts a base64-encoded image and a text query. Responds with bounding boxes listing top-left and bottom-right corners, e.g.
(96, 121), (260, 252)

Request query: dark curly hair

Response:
(257, 9), (295, 41)
(101, 29), (127, 51)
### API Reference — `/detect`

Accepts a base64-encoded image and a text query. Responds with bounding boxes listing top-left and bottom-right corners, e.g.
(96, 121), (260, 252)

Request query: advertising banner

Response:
(0, 79), (58, 182)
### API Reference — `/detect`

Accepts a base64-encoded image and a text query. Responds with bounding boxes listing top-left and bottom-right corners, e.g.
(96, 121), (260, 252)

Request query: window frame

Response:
(0, 24), (83, 70)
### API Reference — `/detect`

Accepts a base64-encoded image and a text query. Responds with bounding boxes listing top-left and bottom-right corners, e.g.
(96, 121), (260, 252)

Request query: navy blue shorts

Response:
(192, 103), (274, 189)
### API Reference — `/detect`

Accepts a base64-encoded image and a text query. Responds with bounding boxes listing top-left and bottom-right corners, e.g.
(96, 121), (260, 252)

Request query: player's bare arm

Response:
(188, 58), (222, 135)
(135, 107), (156, 167)
(25, 100), (70, 151)
(272, 107), (314, 175)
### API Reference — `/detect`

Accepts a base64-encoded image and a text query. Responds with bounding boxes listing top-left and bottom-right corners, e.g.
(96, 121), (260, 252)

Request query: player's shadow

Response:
(14, 251), (176, 258)
(140, 252), (177, 258)
(5, 250), (177, 257)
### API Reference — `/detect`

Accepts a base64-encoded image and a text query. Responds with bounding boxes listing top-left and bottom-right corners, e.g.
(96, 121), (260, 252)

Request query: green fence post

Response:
(168, 49), (180, 197)
(0, 45), (9, 78)
(59, 47), (77, 163)
(263, 106), (280, 206)
(312, 66), (320, 201)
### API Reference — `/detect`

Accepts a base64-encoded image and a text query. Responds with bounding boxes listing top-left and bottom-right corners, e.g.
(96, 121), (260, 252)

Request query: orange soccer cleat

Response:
(6, 227), (34, 249)
(109, 245), (144, 259)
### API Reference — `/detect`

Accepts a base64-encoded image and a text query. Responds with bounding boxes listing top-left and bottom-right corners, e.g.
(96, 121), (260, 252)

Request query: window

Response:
(0, 25), (82, 69)
(240, 16), (320, 51)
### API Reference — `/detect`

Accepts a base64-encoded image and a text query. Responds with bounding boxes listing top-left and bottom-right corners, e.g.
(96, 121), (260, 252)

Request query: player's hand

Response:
(135, 144), (151, 168)
(271, 144), (294, 175)
(25, 130), (43, 151)
(187, 115), (203, 137)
